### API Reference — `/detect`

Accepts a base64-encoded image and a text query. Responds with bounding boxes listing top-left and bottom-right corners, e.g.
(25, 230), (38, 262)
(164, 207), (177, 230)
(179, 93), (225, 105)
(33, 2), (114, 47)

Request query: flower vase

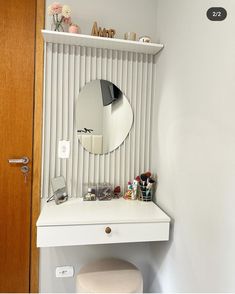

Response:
(51, 20), (64, 32)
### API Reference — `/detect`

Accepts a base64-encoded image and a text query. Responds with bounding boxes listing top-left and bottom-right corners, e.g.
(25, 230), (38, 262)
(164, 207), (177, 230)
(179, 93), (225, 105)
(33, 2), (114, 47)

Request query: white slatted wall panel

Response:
(41, 43), (156, 198)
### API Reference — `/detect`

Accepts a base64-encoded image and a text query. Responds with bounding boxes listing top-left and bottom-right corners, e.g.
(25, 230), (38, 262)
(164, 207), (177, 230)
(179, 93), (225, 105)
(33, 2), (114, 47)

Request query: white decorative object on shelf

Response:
(42, 30), (164, 55)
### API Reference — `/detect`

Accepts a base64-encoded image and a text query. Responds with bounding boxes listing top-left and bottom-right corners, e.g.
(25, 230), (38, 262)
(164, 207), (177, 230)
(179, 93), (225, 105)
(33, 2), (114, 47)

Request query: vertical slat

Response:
(136, 54), (143, 175)
(122, 51), (128, 189)
(90, 48), (97, 185)
(79, 46), (87, 195)
(49, 43), (58, 188)
(55, 44), (63, 177)
(95, 48), (101, 186)
(61, 45), (69, 180)
(67, 45), (75, 196)
(105, 49), (112, 185)
(102, 48), (108, 185)
(149, 57), (157, 172)
(41, 43), (155, 198)
(146, 55), (154, 171)
(42, 43), (52, 198)
(87, 48), (96, 185)
(112, 50), (118, 186)
(95, 48), (102, 187)
(127, 52), (134, 182)
(96, 48), (102, 79)
(116, 51), (123, 187)
(40, 43), (48, 197)
(130, 53), (138, 179)
(99, 49), (107, 184)
(72, 46), (80, 197)
(140, 54), (148, 171)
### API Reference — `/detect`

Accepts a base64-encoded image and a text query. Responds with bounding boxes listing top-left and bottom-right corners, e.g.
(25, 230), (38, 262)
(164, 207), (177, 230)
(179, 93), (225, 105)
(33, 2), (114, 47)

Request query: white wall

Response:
(150, 0), (235, 292)
(40, 243), (155, 293)
(45, 0), (158, 41)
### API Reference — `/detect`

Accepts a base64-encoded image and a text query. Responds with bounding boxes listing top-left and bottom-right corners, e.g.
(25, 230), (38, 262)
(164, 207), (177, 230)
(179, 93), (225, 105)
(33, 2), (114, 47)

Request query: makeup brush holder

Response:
(138, 185), (153, 202)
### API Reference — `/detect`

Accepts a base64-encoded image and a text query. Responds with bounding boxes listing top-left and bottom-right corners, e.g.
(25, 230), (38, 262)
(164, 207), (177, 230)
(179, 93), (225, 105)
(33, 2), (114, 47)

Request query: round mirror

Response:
(76, 80), (133, 154)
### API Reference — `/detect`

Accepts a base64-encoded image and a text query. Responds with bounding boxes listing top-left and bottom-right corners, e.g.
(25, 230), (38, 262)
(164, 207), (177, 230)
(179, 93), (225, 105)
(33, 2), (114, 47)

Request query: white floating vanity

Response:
(37, 198), (170, 247)
(38, 31), (170, 249)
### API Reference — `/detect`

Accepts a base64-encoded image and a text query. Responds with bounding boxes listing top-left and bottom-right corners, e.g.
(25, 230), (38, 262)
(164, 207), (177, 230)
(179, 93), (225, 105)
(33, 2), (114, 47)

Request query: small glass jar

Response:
(96, 183), (113, 201)
(83, 187), (96, 201)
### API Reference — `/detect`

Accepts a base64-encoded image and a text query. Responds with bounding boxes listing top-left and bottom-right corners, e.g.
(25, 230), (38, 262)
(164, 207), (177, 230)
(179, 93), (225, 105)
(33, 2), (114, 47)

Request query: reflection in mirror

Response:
(76, 80), (133, 154)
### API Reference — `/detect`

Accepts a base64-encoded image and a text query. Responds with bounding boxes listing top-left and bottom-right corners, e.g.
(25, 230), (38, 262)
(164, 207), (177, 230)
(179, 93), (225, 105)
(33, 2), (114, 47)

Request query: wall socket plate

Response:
(55, 266), (74, 278)
(58, 140), (70, 158)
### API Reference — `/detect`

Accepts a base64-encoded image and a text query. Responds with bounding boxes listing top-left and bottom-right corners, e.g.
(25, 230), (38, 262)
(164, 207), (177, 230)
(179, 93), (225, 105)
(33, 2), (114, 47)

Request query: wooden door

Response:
(0, 0), (36, 292)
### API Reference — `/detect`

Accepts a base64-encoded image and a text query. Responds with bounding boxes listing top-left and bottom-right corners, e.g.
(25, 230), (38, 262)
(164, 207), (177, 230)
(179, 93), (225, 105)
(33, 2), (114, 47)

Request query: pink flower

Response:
(51, 2), (62, 15)
(63, 16), (72, 25)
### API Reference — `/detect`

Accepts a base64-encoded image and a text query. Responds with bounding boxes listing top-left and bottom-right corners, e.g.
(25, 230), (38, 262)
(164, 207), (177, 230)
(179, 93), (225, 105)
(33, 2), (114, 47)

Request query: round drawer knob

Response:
(105, 227), (111, 234)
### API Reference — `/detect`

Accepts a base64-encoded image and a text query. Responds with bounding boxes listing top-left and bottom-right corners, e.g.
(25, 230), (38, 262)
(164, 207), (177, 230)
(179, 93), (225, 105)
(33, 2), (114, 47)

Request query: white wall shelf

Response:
(42, 30), (164, 55)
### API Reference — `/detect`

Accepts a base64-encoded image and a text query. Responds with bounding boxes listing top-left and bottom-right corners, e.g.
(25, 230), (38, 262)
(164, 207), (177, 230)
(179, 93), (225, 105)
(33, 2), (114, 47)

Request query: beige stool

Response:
(76, 258), (143, 293)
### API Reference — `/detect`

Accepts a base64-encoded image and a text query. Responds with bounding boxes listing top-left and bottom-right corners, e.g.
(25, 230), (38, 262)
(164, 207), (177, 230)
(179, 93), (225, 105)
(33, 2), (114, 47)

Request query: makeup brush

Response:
(140, 174), (148, 186)
(140, 174), (148, 182)
(145, 171), (152, 178)
(147, 178), (155, 189)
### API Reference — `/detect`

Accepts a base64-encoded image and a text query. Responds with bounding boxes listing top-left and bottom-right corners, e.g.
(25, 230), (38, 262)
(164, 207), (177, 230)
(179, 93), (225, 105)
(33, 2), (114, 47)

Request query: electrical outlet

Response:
(56, 266), (74, 278)
(58, 140), (70, 158)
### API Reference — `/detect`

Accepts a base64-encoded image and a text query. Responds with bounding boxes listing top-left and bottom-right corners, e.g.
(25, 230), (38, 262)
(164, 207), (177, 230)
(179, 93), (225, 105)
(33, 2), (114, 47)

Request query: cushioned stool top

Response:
(76, 258), (143, 293)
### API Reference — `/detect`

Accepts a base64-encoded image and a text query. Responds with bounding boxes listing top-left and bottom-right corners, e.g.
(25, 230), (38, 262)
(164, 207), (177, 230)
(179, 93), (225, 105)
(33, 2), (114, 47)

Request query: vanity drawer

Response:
(37, 222), (170, 247)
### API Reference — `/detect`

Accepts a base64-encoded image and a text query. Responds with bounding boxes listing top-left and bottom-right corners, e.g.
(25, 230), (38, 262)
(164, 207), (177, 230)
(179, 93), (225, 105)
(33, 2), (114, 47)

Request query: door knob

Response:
(8, 156), (30, 164)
